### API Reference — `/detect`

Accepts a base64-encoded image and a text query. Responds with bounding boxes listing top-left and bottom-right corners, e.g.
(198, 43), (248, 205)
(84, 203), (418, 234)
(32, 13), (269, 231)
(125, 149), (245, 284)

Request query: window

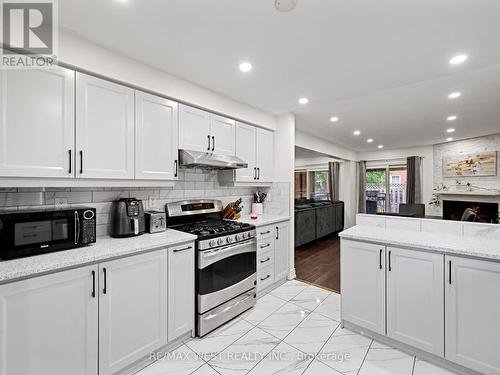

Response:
(365, 166), (407, 213)
(294, 169), (331, 200)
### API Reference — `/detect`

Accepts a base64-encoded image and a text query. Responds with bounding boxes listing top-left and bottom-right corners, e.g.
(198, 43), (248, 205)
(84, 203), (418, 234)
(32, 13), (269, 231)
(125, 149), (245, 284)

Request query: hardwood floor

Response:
(294, 234), (341, 292)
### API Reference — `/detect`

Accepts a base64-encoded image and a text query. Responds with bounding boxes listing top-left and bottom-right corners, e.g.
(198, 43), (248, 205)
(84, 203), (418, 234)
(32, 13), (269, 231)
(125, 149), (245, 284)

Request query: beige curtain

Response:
(406, 156), (423, 204)
(328, 162), (340, 201)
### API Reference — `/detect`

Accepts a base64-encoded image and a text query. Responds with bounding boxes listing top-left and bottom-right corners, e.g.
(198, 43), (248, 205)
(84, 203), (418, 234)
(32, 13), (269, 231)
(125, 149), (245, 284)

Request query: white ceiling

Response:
(60, 0), (500, 151)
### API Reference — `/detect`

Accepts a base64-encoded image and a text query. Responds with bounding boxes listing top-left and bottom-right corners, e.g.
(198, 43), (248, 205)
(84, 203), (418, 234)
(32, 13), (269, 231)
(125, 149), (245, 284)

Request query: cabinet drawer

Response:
(257, 225), (275, 241)
(258, 263), (275, 290)
(258, 247), (274, 268)
(258, 238), (274, 253)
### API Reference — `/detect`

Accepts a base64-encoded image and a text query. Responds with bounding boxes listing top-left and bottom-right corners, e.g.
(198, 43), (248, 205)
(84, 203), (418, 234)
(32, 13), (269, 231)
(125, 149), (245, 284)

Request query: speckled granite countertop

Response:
(340, 225), (500, 261)
(237, 214), (290, 227)
(0, 229), (197, 284)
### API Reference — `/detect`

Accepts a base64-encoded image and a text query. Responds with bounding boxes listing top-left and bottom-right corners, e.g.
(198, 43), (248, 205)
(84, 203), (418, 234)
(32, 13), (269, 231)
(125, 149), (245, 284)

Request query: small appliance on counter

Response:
(0, 207), (96, 260)
(145, 211), (167, 233)
(111, 198), (145, 238)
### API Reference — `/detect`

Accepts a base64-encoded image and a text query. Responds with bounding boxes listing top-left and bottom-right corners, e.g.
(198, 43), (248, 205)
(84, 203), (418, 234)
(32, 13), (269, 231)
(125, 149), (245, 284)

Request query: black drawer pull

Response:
(260, 257), (271, 264)
(260, 230), (271, 235)
(91, 270), (96, 298)
(379, 249), (383, 270)
(260, 243), (271, 249)
(103, 268), (107, 294)
(260, 275), (271, 281)
(174, 246), (192, 253)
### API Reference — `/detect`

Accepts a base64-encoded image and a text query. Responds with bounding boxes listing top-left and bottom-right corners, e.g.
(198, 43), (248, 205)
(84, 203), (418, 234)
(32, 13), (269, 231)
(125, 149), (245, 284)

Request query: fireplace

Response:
(443, 200), (499, 224)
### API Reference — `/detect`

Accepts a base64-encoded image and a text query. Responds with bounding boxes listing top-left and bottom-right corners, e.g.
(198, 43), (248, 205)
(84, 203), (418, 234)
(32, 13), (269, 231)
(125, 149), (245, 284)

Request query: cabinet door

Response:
(235, 122), (257, 182)
(274, 221), (290, 281)
(210, 114), (235, 155)
(178, 104), (211, 152)
(341, 240), (386, 334)
(135, 91), (178, 180)
(386, 247), (444, 356)
(76, 73), (134, 179)
(168, 243), (195, 341)
(99, 250), (167, 375)
(445, 256), (500, 374)
(255, 127), (274, 182)
(0, 266), (98, 375)
(0, 67), (75, 178)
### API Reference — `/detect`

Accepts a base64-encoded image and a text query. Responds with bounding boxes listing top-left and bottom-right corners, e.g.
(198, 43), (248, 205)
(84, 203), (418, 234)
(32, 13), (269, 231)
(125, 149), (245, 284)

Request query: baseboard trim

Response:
(287, 267), (296, 280)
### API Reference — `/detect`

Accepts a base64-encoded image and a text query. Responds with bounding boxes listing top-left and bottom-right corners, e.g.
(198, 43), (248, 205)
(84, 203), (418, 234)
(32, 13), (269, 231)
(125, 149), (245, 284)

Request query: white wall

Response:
(59, 32), (277, 130)
(339, 160), (358, 228)
(295, 130), (358, 161)
(358, 145), (434, 210)
(274, 114), (296, 278)
(295, 156), (341, 170)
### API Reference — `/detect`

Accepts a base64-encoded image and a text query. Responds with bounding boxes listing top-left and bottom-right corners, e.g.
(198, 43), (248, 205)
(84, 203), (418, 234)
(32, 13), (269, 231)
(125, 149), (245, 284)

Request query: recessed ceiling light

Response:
(330, 116), (339, 123)
(238, 62), (252, 72)
(353, 130), (361, 136)
(378, 145), (384, 149)
(446, 137), (454, 142)
(447, 128), (455, 133)
(448, 92), (461, 99)
(298, 97), (309, 105)
(275, 0), (297, 12)
(367, 138), (374, 143)
(447, 115), (457, 121)
(449, 54), (468, 65)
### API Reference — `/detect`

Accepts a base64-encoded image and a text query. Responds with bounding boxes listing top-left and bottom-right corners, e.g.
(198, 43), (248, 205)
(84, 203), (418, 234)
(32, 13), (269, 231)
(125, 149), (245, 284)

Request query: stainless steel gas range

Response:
(165, 199), (257, 336)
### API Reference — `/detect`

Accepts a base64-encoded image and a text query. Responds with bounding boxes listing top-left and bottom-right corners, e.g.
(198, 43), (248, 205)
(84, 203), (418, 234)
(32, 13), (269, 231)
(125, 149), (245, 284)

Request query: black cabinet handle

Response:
(260, 230), (271, 235)
(207, 135), (211, 151)
(449, 260), (452, 284)
(68, 150), (72, 174)
(79, 150), (83, 174)
(388, 250), (392, 271)
(174, 160), (178, 177)
(260, 275), (271, 281)
(212, 136), (215, 151)
(260, 257), (271, 264)
(257, 167), (260, 180)
(91, 270), (96, 298)
(260, 243), (271, 249)
(173, 245), (192, 253)
(103, 268), (107, 294)
(254, 167), (257, 180)
(379, 249), (383, 269)
(276, 226), (279, 240)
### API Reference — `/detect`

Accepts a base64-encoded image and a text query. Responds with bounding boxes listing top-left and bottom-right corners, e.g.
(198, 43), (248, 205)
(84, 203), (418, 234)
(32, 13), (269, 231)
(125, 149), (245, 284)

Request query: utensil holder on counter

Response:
(252, 203), (263, 215)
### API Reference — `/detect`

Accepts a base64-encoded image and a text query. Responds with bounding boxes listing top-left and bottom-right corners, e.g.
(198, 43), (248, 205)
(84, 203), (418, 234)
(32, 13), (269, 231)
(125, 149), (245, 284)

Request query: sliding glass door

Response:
(366, 166), (407, 213)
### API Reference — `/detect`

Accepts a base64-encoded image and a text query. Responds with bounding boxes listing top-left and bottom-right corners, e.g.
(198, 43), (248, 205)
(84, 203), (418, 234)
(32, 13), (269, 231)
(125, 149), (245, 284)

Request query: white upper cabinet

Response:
(76, 73), (135, 179)
(135, 91), (179, 180)
(256, 127), (274, 182)
(178, 104), (211, 152)
(98, 250), (167, 375)
(0, 265), (98, 375)
(386, 247), (444, 356)
(445, 256), (500, 374)
(0, 67), (75, 178)
(235, 122), (257, 182)
(210, 114), (235, 155)
(341, 240), (386, 335)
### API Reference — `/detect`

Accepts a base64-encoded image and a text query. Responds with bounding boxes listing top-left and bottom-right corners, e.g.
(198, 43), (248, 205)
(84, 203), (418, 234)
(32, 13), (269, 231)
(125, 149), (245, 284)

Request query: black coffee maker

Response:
(111, 198), (145, 238)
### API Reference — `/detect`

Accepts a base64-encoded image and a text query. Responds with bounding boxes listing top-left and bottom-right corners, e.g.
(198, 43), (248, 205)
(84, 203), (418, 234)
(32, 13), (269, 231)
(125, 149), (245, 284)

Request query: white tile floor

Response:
(136, 280), (458, 375)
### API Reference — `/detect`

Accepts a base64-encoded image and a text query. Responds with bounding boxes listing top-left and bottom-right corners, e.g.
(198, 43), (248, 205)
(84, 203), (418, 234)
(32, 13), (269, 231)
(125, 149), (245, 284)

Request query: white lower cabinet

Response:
(98, 251), (168, 375)
(0, 266), (98, 375)
(341, 240), (386, 335)
(445, 255), (500, 374)
(256, 221), (290, 293)
(168, 243), (195, 342)
(386, 247), (444, 356)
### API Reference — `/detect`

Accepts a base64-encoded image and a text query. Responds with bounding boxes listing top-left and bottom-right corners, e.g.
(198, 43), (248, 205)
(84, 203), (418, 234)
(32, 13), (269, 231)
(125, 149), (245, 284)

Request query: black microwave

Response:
(0, 207), (96, 260)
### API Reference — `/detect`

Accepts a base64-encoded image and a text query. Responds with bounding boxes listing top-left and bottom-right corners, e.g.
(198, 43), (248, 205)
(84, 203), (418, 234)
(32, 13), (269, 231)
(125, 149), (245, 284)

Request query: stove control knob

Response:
(235, 234), (241, 241)
(226, 236), (234, 244)
(209, 240), (216, 248)
(217, 238), (224, 246)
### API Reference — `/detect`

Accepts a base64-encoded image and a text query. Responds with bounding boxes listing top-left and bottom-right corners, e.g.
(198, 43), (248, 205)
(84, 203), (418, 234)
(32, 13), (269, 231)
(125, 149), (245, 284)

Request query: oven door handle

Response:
(199, 239), (256, 269)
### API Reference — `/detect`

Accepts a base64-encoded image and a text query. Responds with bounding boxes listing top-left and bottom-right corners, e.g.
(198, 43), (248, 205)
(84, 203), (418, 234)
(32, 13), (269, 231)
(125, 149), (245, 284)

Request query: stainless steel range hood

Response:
(179, 150), (248, 170)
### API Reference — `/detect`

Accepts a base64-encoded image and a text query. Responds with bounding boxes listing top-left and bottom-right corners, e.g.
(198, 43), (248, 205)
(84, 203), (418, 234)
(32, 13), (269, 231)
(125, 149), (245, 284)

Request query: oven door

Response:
(197, 238), (256, 313)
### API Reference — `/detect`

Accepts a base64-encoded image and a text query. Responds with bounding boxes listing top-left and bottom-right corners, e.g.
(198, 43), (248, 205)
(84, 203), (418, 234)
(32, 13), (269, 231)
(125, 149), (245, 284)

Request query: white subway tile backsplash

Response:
(0, 192), (44, 206)
(92, 191), (130, 202)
